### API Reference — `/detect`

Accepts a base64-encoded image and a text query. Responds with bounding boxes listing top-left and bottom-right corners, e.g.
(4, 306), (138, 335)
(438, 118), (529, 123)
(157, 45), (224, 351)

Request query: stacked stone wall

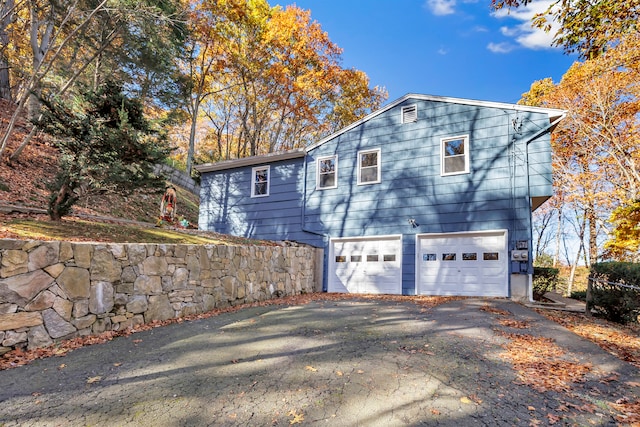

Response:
(0, 239), (320, 354)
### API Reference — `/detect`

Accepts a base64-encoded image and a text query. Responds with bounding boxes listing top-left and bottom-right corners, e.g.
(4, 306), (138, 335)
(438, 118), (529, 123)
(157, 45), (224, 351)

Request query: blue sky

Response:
(282, 0), (577, 104)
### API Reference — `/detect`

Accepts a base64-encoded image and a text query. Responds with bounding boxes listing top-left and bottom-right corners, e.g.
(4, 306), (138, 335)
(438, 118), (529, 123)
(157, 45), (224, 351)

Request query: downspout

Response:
(523, 114), (565, 303)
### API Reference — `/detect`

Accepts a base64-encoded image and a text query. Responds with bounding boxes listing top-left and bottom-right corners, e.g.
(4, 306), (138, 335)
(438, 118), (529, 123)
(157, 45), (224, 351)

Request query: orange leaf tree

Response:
(522, 33), (640, 264)
(172, 0), (387, 170)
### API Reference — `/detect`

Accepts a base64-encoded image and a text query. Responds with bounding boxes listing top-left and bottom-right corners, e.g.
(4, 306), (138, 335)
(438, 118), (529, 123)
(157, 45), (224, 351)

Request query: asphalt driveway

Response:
(0, 297), (638, 426)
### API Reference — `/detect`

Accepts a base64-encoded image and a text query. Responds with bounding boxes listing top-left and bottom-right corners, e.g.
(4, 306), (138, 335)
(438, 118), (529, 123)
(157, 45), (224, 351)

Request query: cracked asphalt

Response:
(0, 297), (638, 426)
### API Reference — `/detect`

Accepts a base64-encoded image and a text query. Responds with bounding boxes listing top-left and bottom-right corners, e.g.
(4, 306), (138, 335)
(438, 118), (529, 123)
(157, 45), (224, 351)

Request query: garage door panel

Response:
(330, 236), (402, 295)
(417, 231), (508, 297)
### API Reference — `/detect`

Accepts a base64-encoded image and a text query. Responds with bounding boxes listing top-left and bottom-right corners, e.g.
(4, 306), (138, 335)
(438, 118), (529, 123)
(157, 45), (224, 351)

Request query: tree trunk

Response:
(566, 209), (587, 296)
(567, 244), (582, 297)
(553, 206), (563, 268)
(588, 202), (597, 266)
(27, 0), (54, 121)
(0, 0), (14, 101)
(185, 97), (200, 178)
(49, 180), (71, 221)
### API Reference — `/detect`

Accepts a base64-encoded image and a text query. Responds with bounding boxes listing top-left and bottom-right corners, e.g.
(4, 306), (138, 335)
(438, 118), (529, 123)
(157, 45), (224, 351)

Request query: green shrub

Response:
(589, 262), (640, 324)
(533, 267), (560, 300)
(570, 290), (587, 301)
(533, 253), (554, 267)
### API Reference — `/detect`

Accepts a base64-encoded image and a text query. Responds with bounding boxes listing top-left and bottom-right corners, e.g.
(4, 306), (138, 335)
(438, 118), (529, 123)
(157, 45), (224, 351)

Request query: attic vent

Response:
(402, 105), (417, 123)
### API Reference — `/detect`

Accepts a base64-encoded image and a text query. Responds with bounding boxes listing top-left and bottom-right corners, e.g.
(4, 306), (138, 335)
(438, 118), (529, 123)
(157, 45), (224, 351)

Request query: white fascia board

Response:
(195, 148), (306, 173)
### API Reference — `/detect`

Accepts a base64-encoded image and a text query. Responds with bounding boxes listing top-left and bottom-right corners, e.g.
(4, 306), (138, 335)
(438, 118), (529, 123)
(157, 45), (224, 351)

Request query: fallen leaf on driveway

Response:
(287, 409), (304, 424)
(86, 376), (102, 384)
(304, 365), (317, 372)
(547, 413), (560, 424)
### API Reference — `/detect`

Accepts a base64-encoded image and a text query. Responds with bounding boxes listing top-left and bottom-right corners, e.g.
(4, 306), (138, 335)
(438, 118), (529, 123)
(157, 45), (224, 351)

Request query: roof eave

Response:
(195, 148), (306, 173)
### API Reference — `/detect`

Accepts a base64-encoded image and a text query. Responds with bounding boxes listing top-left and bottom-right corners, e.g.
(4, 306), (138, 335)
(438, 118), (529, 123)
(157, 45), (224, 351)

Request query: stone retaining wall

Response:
(0, 239), (321, 354)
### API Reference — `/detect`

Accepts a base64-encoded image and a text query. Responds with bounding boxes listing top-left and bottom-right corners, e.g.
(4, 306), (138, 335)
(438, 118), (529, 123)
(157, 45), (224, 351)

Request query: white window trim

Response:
(251, 165), (270, 197)
(401, 104), (418, 124)
(440, 135), (470, 176)
(357, 148), (381, 185)
(316, 155), (338, 190)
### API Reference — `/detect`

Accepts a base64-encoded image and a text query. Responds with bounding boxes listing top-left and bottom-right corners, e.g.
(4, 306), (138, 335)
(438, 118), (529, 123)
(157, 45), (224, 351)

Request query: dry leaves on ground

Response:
(497, 331), (592, 393)
(535, 309), (640, 369)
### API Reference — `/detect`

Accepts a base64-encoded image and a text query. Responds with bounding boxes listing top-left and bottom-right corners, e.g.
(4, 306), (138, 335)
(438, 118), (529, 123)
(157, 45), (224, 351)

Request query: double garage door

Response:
(328, 230), (508, 297)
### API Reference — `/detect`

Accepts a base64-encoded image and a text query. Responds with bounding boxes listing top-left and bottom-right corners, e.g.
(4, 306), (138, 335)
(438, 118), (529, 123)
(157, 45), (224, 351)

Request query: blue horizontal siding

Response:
(199, 159), (323, 247)
(198, 96), (554, 294)
(305, 99), (549, 293)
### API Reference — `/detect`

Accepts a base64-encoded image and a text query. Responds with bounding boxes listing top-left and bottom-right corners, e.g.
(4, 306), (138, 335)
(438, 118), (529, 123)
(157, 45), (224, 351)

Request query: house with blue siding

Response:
(196, 94), (564, 300)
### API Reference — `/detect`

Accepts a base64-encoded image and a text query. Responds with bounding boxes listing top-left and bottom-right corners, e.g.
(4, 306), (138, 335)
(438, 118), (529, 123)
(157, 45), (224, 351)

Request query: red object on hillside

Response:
(160, 186), (177, 221)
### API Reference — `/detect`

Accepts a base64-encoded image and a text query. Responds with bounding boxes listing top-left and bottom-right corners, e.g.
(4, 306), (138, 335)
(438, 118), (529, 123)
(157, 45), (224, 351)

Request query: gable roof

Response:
(305, 93), (566, 151)
(195, 93), (565, 172)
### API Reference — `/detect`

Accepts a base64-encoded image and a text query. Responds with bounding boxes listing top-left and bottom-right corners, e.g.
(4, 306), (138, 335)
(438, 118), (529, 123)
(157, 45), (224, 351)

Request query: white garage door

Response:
(416, 230), (508, 297)
(329, 236), (402, 294)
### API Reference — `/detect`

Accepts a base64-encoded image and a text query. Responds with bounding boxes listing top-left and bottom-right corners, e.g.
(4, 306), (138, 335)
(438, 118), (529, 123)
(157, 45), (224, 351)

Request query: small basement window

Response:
(401, 105), (417, 123)
(251, 165), (270, 197)
(441, 135), (469, 176)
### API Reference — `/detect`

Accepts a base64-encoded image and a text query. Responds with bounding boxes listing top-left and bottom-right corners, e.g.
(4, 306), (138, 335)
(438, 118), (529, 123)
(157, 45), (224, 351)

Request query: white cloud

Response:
(425, 0), (457, 16)
(437, 47), (449, 55)
(490, 0), (560, 50)
(499, 26), (519, 37)
(487, 42), (515, 53)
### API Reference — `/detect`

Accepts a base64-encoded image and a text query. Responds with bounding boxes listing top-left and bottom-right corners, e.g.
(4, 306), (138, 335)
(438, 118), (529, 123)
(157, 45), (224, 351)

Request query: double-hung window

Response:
(441, 135), (469, 176)
(317, 155), (337, 189)
(357, 148), (381, 185)
(251, 165), (270, 197)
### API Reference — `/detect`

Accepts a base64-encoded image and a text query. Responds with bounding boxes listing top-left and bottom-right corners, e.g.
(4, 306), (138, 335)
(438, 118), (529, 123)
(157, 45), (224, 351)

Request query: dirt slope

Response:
(0, 98), (199, 224)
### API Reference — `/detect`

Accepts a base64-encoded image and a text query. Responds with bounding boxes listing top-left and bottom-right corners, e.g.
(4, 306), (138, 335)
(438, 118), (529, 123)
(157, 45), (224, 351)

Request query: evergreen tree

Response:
(36, 80), (170, 220)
